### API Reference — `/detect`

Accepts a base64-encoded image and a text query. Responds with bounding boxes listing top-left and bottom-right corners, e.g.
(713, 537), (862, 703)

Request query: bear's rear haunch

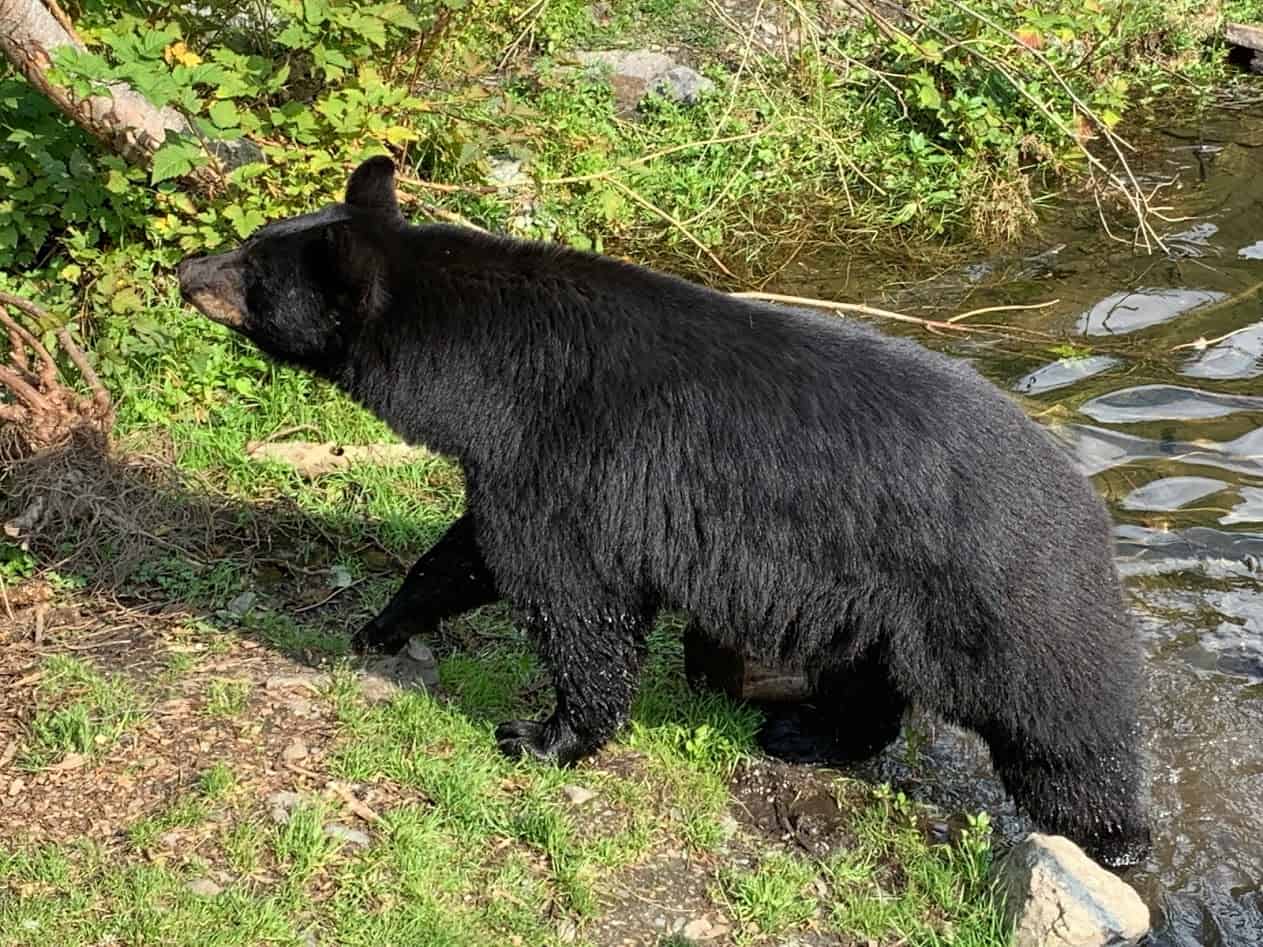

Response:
(178, 158), (1151, 867)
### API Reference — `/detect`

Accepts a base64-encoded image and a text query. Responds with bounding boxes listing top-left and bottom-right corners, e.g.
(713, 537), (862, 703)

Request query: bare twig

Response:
(604, 177), (737, 280)
(948, 299), (1060, 323)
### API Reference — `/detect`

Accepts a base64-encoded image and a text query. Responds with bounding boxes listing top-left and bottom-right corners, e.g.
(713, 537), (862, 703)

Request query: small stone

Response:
(225, 591), (256, 618)
(323, 823), (370, 847)
(282, 739), (309, 763)
(556, 918), (578, 943)
(186, 877), (222, 897)
(486, 157), (529, 189)
(682, 918), (712, 940)
(267, 790), (302, 824)
(717, 813), (739, 839)
(405, 636), (437, 666)
(996, 833), (1150, 947)
(361, 649), (439, 703)
(650, 66), (714, 105)
(561, 784), (596, 806)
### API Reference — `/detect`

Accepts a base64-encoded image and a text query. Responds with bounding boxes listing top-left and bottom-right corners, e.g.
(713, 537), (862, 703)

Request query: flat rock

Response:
(323, 823), (370, 847)
(996, 833), (1150, 947)
(561, 784), (596, 806)
(360, 639), (440, 703)
(186, 877), (223, 897)
(650, 65), (714, 105)
(573, 48), (711, 110)
(267, 790), (302, 824)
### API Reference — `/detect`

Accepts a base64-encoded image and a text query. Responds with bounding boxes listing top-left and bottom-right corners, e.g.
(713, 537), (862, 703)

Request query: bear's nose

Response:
(176, 257), (202, 299)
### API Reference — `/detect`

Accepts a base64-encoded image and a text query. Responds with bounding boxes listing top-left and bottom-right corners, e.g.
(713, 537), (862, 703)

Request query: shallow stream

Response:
(773, 103), (1263, 945)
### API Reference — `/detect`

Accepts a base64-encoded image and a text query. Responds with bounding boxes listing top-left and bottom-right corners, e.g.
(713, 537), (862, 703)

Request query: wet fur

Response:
(179, 159), (1151, 866)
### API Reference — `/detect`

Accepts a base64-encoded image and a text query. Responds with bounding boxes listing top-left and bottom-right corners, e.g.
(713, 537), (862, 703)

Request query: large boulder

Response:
(996, 833), (1150, 947)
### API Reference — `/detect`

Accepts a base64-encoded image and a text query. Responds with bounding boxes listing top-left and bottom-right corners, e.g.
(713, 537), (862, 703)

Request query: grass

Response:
(2, 583), (1010, 945)
(18, 656), (148, 771)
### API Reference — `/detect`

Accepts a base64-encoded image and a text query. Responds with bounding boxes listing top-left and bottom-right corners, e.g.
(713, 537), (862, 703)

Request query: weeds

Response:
(19, 656), (147, 770)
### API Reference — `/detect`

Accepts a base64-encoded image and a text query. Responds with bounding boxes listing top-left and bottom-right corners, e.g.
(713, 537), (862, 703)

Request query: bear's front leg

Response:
(496, 605), (649, 766)
(352, 512), (498, 654)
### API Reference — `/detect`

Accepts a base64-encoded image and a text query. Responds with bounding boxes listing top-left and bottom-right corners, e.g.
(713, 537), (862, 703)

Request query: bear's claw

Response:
(495, 718), (589, 766)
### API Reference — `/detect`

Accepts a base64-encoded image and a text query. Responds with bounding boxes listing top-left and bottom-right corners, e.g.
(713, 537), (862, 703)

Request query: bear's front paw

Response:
(495, 718), (586, 766)
(350, 619), (408, 655)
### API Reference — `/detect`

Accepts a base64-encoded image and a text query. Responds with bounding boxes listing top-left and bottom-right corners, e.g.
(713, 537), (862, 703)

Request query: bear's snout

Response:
(177, 253), (248, 329)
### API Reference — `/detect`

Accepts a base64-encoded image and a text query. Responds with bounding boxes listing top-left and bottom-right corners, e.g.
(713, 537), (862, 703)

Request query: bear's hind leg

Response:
(352, 512), (498, 654)
(758, 650), (907, 766)
(496, 602), (651, 766)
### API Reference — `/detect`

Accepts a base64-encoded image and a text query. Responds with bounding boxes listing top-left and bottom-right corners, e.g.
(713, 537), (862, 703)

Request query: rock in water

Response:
(996, 834), (1150, 947)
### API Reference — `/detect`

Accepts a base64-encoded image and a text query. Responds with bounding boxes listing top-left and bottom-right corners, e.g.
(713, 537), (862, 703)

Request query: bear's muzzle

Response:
(177, 253), (247, 328)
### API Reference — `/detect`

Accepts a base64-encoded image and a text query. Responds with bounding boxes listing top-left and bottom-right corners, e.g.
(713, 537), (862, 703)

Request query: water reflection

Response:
(1182, 323), (1263, 380)
(1121, 477), (1230, 512)
(1080, 385), (1263, 423)
(1077, 289), (1227, 336)
(778, 106), (1263, 946)
(1015, 355), (1120, 394)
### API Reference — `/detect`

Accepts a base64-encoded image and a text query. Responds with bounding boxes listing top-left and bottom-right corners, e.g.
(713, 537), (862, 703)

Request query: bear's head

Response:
(177, 157), (403, 372)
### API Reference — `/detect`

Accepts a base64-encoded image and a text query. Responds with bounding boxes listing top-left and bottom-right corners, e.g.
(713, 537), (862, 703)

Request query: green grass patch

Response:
(19, 656), (148, 771)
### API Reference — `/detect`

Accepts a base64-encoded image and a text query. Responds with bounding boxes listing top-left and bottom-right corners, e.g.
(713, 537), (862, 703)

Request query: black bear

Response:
(178, 157), (1150, 866)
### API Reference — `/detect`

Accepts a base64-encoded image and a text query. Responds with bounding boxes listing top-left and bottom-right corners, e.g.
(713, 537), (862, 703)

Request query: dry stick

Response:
(249, 423), (322, 453)
(0, 364), (53, 413)
(55, 328), (112, 417)
(543, 132), (767, 187)
(398, 175), (496, 196)
(604, 177), (738, 280)
(5, 324), (29, 376)
(1170, 323), (1262, 353)
(733, 290), (1058, 339)
(43, 0), (82, 46)
(499, 0), (549, 69)
(948, 299), (1060, 323)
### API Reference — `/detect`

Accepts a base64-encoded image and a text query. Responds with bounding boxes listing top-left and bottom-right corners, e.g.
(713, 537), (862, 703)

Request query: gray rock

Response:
(266, 790), (302, 824)
(650, 66), (714, 105)
(404, 636), (438, 667)
(224, 591), (256, 618)
(996, 834), (1150, 947)
(186, 877), (222, 897)
(360, 641), (440, 704)
(575, 48), (675, 82)
(323, 823), (371, 847)
(561, 784), (596, 806)
(486, 156), (529, 189)
(573, 48), (712, 111)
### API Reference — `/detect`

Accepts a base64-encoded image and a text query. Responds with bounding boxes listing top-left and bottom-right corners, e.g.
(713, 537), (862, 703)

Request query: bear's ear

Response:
(345, 156), (402, 219)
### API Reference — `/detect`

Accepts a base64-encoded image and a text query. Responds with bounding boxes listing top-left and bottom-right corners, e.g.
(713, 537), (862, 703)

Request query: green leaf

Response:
(150, 142), (197, 184)
(208, 100), (240, 129)
(111, 288), (143, 314)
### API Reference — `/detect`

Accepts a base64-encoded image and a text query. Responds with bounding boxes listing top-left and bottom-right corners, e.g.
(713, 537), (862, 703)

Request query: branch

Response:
(0, 0), (234, 195)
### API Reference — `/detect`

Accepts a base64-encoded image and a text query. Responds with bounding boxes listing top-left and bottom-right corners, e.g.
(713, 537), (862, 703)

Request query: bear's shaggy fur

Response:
(178, 158), (1150, 866)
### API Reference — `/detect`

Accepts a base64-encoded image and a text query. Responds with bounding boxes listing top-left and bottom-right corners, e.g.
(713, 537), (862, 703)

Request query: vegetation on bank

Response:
(0, 1), (1253, 944)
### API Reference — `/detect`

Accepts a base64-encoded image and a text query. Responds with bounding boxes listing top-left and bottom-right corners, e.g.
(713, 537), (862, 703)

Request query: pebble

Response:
(186, 877), (222, 897)
(561, 784), (596, 806)
(323, 823), (370, 847)
(267, 790), (302, 824)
